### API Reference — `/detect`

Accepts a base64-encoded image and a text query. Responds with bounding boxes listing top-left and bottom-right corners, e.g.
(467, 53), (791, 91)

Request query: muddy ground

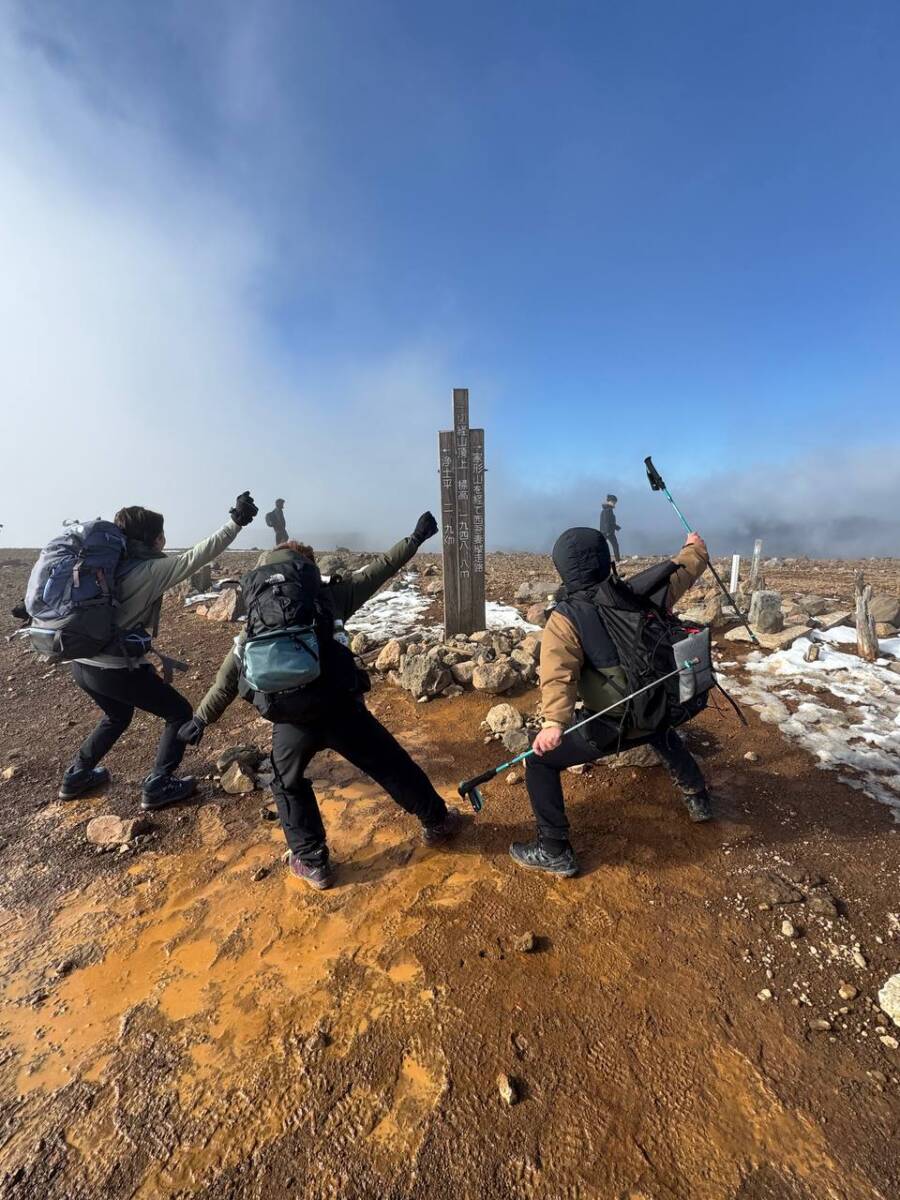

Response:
(1, 549), (899, 1200)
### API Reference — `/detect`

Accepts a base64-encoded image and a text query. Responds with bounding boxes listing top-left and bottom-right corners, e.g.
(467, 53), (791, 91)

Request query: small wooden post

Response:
(855, 571), (879, 663)
(748, 538), (764, 593)
(729, 554), (740, 595)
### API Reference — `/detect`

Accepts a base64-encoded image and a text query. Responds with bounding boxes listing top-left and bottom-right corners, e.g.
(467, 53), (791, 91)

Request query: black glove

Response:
(411, 511), (439, 546)
(230, 491), (258, 527)
(178, 716), (206, 746)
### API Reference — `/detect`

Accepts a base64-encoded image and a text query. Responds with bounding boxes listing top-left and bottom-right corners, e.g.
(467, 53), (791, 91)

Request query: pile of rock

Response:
(483, 702), (539, 755)
(514, 577), (562, 627)
(216, 746), (270, 794)
(374, 627), (542, 700)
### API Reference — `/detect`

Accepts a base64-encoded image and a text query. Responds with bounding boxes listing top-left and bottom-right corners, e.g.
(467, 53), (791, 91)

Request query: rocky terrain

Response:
(0, 546), (899, 1199)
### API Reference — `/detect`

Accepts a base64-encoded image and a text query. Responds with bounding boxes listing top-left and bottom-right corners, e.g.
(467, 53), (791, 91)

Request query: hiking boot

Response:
(58, 766), (110, 801)
(682, 790), (713, 823)
(288, 853), (335, 891)
(422, 807), (466, 847)
(509, 840), (579, 877)
(141, 774), (197, 811)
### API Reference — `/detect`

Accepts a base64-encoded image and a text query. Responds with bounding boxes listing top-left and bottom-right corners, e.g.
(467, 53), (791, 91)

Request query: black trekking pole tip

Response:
(644, 455), (666, 492)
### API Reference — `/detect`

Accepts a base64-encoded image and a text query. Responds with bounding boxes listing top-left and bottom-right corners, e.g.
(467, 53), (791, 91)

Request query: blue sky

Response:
(2, 1), (899, 554)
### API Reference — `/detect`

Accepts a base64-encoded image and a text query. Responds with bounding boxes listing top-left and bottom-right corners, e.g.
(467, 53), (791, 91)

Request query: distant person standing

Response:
(599, 494), (621, 561)
(265, 498), (288, 545)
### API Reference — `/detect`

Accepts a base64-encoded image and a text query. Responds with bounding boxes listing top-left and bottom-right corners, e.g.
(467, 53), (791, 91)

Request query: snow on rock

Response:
(347, 574), (540, 641)
(721, 633), (900, 818)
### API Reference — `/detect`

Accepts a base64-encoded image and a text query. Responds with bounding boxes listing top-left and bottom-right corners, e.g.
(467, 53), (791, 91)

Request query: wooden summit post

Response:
(439, 389), (486, 637)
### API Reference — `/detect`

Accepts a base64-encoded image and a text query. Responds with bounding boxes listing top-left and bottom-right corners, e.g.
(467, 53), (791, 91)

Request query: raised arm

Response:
(329, 511), (439, 621)
(145, 492), (258, 594)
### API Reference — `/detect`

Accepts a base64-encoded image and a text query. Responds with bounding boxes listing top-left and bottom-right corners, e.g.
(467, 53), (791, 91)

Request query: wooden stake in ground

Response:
(855, 571), (879, 663)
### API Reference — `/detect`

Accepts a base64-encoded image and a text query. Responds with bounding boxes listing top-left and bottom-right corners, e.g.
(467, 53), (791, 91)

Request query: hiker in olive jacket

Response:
(60, 492), (258, 810)
(509, 527), (712, 878)
(182, 512), (464, 890)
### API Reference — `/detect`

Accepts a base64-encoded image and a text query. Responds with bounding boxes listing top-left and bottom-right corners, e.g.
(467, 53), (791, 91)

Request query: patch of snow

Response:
(721, 636), (900, 819)
(817, 624), (900, 658)
(347, 575), (540, 641)
(346, 573), (432, 641)
(183, 593), (219, 606)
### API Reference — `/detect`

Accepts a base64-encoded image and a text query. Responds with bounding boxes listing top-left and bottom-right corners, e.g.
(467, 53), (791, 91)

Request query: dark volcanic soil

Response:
(0, 549), (898, 1200)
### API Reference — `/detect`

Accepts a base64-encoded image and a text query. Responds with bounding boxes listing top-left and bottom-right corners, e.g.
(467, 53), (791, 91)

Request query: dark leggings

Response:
(525, 723), (706, 844)
(70, 663), (193, 777)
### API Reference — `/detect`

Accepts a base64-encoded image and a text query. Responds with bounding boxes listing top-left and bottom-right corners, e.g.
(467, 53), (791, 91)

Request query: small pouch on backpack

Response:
(672, 627), (714, 702)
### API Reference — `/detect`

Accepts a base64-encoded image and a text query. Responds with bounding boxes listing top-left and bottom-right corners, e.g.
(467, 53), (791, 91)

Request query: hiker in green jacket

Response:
(60, 492), (258, 809)
(179, 513), (463, 889)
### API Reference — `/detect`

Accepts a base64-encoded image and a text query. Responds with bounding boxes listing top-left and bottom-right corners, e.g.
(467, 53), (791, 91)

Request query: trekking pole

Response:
(458, 658), (699, 813)
(643, 456), (758, 645)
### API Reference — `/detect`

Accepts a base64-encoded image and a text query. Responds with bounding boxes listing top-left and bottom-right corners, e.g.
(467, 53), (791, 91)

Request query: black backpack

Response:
(557, 560), (714, 739)
(238, 558), (363, 721)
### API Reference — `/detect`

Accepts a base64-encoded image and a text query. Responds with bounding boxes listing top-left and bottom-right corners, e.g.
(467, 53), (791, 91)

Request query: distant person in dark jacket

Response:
(599, 494), (621, 561)
(265, 499), (288, 545)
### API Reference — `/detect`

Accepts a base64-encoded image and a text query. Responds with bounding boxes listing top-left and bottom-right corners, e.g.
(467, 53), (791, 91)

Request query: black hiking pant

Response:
(604, 532), (621, 562)
(525, 723), (706, 846)
(270, 697), (447, 862)
(70, 663), (192, 778)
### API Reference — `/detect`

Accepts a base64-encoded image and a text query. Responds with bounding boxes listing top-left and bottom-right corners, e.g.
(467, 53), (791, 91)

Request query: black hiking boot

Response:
(141, 774), (197, 812)
(58, 766), (110, 801)
(288, 853), (335, 891)
(682, 789), (713, 823)
(509, 840), (579, 877)
(422, 807), (466, 847)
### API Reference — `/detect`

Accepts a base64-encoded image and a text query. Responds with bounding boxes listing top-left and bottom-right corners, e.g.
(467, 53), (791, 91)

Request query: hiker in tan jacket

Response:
(509, 526), (712, 878)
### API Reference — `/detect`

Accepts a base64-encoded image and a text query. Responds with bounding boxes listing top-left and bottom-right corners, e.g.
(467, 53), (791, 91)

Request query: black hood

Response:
(552, 527), (612, 596)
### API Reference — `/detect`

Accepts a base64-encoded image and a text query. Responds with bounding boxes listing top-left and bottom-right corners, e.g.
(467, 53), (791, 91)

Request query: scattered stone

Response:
(781, 919), (798, 939)
(86, 815), (131, 846)
(878, 974), (900, 1027)
(797, 595), (830, 616)
(216, 745), (261, 773)
(515, 579), (560, 605)
(485, 703), (524, 735)
(816, 610), (853, 631)
(606, 744), (660, 769)
(750, 871), (804, 906)
(424, 580), (443, 596)
(260, 803), (279, 822)
(0, 765), (19, 782)
(442, 684), (464, 698)
(744, 751), (759, 762)
(875, 622), (898, 639)
(806, 888), (840, 920)
(503, 729), (531, 755)
(506, 772), (522, 786)
(804, 642), (822, 663)
(472, 660), (519, 695)
(878, 1035), (899, 1051)
(375, 639), (404, 672)
(869, 594), (900, 626)
(399, 654), (451, 700)
(852, 949), (869, 969)
(450, 660), (478, 686)
(220, 760), (257, 794)
(519, 633), (542, 659)
(724, 623), (811, 650)
(838, 982), (859, 1001)
(252, 866), (269, 882)
(514, 931), (537, 954)
(350, 631), (372, 655)
(749, 590), (784, 634)
(497, 1073), (519, 1105)
(809, 1018), (832, 1032)
(757, 988), (773, 1001)
(205, 587), (245, 622)
(566, 763), (589, 775)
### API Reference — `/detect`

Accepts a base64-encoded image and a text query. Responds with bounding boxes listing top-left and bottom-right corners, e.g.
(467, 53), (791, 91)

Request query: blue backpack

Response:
(23, 521), (143, 662)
